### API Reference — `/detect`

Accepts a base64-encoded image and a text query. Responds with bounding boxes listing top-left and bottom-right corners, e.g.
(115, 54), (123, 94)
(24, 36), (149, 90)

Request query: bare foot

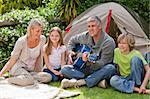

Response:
(145, 89), (150, 94)
(134, 87), (140, 93)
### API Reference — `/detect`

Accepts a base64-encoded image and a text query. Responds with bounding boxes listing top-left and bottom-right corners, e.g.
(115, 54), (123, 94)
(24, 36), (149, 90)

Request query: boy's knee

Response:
(131, 56), (142, 64)
(105, 64), (116, 73)
(131, 56), (144, 69)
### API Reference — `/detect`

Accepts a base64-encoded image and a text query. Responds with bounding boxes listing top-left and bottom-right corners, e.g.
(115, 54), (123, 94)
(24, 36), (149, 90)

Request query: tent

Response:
(64, 2), (150, 53)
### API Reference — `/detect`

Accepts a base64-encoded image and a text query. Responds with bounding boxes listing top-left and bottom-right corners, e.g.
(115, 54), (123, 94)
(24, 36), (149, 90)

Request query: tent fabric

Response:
(64, 2), (150, 53)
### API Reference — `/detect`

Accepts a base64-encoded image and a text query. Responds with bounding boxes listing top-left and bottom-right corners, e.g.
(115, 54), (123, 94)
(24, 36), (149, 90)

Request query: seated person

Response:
(110, 33), (150, 94)
(60, 16), (116, 89)
(0, 19), (51, 86)
(43, 27), (66, 82)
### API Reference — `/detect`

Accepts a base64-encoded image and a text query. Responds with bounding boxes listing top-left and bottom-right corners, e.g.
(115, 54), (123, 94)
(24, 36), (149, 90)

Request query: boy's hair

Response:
(45, 27), (63, 55)
(117, 33), (135, 51)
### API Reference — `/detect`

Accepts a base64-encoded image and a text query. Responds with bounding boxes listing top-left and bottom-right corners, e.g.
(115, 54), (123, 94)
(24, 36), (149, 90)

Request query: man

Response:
(61, 16), (116, 88)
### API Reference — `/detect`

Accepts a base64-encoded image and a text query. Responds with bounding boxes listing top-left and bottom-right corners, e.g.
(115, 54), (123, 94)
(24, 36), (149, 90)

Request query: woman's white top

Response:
(25, 42), (41, 71)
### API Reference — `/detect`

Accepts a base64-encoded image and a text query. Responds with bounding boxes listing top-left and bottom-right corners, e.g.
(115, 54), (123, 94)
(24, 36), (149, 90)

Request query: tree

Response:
(57, 0), (81, 23)
(0, 0), (43, 14)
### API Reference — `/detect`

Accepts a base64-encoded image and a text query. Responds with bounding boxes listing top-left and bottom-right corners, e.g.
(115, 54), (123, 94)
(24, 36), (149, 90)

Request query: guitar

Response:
(72, 44), (97, 69)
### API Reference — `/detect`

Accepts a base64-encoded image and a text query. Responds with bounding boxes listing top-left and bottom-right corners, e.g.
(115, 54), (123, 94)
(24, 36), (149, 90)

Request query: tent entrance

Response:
(107, 18), (121, 46)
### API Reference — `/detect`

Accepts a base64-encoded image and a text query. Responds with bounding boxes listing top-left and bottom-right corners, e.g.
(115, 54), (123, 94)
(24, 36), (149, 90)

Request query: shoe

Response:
(61, 78), (77, 89)
(98, 79), (107, 88)
(74, 79), (85, 88)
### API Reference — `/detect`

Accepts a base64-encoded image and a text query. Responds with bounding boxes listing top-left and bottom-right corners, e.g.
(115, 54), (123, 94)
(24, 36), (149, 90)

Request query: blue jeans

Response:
(43, 68), (62, 81)
(110, 56), (145, 93)
(144, 52), (150, 66)
(61, 64), (116, 87)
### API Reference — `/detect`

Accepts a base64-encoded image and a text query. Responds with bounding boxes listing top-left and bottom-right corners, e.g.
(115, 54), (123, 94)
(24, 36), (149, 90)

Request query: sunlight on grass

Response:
(49, 82), (150, 99)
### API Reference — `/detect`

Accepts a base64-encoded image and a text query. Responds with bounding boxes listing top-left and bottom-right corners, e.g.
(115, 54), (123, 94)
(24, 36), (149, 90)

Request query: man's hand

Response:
(68, 51), (76, 64)
(88, 53), (97, 63)
(82, 52), (89, 62)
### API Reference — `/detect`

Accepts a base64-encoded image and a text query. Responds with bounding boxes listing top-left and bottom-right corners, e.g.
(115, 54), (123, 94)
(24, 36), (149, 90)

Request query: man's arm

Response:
(92, 40), (115, 70)
(67, 33), (88, 64)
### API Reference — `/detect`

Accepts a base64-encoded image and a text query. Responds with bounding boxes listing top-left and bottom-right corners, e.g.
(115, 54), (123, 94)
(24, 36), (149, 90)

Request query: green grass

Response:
(49, 82), (150, 99)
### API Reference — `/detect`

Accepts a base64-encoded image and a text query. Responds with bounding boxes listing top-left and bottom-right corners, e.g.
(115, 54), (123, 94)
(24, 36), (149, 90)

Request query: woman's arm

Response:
(0, 57), (17, 76)
(0, 37), (24, 76)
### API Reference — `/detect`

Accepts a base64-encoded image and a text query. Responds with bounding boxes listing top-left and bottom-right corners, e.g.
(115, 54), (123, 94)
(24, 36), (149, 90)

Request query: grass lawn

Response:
(50, 82), (150, 99)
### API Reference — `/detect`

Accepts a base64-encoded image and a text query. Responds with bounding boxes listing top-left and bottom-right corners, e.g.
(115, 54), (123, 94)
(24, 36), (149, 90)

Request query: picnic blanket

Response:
(0, 78), (80, 99)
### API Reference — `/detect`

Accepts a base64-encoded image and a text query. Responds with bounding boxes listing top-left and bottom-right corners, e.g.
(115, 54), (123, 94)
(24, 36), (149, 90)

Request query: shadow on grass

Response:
(49, 82), (150, 99)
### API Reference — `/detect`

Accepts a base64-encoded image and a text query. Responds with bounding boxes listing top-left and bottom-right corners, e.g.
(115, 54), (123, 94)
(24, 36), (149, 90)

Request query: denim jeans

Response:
(110, 56), (145, 93)
(144, 52), (150, 66)
(43, 68), (62, 81)
(61, 64), (116, 87)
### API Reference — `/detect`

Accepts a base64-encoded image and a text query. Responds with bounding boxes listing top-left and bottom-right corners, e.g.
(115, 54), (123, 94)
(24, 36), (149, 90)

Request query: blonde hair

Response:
(45, 27), (64, 55)
(117, 34), (135, 51)
(27, 18), (44, 36)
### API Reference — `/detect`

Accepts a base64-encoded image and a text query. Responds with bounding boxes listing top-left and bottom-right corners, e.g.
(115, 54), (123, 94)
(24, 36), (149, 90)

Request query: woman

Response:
(0, 19), (51, 86)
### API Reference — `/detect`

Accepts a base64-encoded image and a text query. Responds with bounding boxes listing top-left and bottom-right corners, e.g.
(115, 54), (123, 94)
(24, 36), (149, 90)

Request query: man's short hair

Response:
(87, 16), (102, 26)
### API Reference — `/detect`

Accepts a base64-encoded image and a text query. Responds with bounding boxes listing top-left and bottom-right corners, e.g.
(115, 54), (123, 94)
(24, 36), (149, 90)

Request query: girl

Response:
(110, 33), (150, 94)
(43, 27), (66, 81)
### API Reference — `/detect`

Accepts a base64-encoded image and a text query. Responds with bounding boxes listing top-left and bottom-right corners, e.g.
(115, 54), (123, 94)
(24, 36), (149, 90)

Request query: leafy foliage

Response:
(0, 0), (45, 14)
(57, 0), (81, 22)
(77, 0), (149, 23)
(117, 0), (150, 23)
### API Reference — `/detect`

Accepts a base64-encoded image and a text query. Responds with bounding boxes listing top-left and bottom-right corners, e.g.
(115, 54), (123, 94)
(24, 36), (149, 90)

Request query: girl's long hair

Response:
(45, 27), (64, 55)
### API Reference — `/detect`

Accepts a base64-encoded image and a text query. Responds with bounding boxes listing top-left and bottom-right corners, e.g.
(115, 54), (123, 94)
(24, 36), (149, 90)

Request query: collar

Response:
(87, 31), (105, 49)
(52, 45), (61, 50)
